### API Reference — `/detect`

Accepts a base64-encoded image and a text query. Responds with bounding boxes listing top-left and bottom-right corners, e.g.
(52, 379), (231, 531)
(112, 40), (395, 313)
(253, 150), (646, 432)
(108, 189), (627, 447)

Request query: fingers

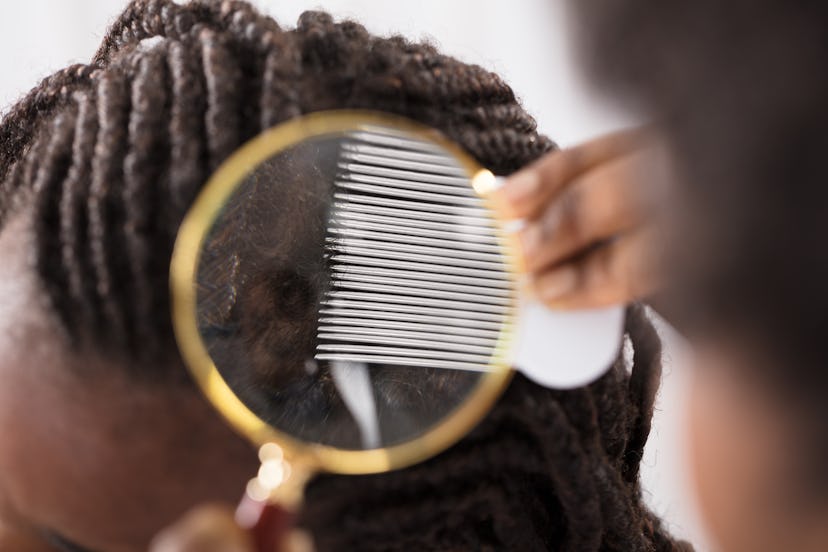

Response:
(481, 127), (668, 308)
(490, 128), (649, 220)
(149, 505), (254, 552)
(533, 226), (660, 309)
(518, 149), (652, 272)
(150, 503), (316, 552)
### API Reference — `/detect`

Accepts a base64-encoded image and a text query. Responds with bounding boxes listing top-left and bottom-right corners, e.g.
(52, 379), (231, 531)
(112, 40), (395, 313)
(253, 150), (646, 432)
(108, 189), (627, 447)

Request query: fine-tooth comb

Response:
(315, 127), (516, 374)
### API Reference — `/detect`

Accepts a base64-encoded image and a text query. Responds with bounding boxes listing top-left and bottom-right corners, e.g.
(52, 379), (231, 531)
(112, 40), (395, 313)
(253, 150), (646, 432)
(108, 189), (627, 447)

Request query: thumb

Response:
(149, 504), (254, 552)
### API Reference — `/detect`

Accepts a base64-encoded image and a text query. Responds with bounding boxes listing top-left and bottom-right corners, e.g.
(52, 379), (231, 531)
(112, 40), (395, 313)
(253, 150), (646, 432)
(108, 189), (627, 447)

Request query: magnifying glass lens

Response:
(190, 122), (513, 453)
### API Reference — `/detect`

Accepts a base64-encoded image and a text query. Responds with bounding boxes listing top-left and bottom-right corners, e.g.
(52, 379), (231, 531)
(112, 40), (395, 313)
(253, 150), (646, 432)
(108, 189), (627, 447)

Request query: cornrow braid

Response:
(0, 64), (97, 217)
(32, 105), (82, 337)
(0, 1), (691, 550)
(59, 91), (100, 337)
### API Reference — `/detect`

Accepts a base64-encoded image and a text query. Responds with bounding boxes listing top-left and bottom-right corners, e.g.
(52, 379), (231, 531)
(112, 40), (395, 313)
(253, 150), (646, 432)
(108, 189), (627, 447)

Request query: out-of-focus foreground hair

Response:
(0, 1), (692, 549)
(570, 0), (828, 478)
(570, 0), (828, 363)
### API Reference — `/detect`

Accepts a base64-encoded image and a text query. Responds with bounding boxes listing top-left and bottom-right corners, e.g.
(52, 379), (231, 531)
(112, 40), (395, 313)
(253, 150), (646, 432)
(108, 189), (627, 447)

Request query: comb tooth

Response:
(338, 172), (477, 199)
(321, 301), (506, 325)
(318, 335), (494, 356)
(349, 130), (451, 154)
(330, 271), (511, 298)
(316, 344), (493, 364)
(335, 192), (491, 218)
(340, 162), (472, 188)
(314, 354), (490, 372)
(328, 236), (509, 265)
(318, 316), (502, 338)
(335, 181), (484, 207)
(331, 209), (496, 237)
(318, 326), (497, 349)
(332, 199), (494, 227)
(328, 255), (508, 281)
(328, 280), (510, 306)
(331, 219), (498, 245)
(326, 290), (512, 316)
(330, 244), (507, 273)
(329, 227), (503, 254)
(330, 265), (511, 290)
(340, 144), (466, 171)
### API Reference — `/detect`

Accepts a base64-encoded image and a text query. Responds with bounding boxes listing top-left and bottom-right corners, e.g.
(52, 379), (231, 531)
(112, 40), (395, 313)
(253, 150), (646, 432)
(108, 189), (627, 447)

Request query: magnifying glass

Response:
(170, 110), (623, 546)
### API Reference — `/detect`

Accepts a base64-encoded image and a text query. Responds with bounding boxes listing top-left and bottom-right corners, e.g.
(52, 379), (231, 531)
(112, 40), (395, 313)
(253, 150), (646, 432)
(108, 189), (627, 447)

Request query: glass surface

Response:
(193, 125), (514, 450)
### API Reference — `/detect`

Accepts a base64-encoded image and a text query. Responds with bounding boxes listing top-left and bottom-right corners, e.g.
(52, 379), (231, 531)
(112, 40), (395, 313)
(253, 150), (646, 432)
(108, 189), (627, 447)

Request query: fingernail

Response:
(537, 267), (578, 302)
(502, 171), (539, 204)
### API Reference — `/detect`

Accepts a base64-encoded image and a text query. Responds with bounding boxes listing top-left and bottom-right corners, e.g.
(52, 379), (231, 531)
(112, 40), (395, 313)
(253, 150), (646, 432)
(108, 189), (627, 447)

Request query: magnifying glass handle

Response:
(236, 493), (295, 552)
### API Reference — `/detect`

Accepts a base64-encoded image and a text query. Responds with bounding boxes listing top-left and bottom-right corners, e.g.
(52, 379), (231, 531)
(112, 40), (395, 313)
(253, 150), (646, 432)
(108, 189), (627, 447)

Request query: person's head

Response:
(0, 1), (688, 550)
(567, 1), (828, 550)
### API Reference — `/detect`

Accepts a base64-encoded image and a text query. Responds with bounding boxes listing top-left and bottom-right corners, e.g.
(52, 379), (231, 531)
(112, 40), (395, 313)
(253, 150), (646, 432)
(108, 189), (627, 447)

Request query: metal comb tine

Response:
(317, 316), (502, 338)
(335, 192), (491, 218)
(340, 153), (468, 177)
(331, 200), (495, 227)
(338, 172), (476, 198)
(340, 162), (472, 188)
(330, 265), (511, 290)
(331, 246), (506, 272)
(328, 237), (509, 265)
(335, 182), (485, 207)
(329, 227), (503, 254)
(314, 354), (491, 373)
(330, 271), (512, 298)
(333, 202), (493, 229)
(326, 290), (512, 315)
(332, 219), (498, 244)
(349, 130), (450, 154)
(329, 255), (508, 281)
(316, 344), (492, 364)
(329, 280), (511, 306)
(320, 302), (506, 325)
(332, 210), (496, 236)
(318, 333), (495, 355)
(340, 143), (464, 169)
(318, 326), (497, 348)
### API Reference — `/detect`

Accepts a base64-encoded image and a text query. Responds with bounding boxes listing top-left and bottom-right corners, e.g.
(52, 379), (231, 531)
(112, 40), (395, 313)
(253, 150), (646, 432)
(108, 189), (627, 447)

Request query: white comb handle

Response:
(512, 299), (624, 389)
(489, 177), (624, 388)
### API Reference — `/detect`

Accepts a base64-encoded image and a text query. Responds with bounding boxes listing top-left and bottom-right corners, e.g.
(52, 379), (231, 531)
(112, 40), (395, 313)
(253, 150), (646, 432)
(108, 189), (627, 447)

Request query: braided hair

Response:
(0, 1), (692, 550)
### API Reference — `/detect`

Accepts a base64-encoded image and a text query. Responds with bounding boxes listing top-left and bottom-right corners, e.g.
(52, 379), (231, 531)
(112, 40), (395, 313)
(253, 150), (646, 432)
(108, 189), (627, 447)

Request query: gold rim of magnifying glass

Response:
(170, 110), (517, 475)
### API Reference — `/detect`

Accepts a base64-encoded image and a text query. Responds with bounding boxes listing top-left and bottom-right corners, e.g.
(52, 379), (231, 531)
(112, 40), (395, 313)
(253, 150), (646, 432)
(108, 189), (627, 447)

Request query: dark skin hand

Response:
(149, 504), (314, 552)
(149, 505), (254, 552)
(487, 129), (671, 309)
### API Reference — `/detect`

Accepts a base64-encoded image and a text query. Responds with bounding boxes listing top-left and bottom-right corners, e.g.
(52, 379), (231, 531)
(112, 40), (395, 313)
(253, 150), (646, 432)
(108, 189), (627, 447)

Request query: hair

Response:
(569, 0), (828, 488)
(0, 1), (692, 550)
(569, 0), (828, 369)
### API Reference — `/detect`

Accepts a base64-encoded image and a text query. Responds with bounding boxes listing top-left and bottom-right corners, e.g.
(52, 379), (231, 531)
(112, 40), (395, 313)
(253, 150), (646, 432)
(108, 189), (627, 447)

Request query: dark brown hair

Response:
(0, 1), (691, 549)
(569, 0), (828, 489)
(569, 0), (828, 370)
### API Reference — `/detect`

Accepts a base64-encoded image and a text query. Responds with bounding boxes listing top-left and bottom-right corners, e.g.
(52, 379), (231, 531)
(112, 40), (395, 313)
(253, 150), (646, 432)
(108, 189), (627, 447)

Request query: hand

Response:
(488, 129), (669, 309)
(149, 503), (313, 552)
(149, 505), (254, 552)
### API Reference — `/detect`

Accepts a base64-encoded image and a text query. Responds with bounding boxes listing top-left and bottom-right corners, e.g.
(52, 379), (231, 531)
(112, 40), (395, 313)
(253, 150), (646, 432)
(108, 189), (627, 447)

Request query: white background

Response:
(0, 1), (712, 549)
